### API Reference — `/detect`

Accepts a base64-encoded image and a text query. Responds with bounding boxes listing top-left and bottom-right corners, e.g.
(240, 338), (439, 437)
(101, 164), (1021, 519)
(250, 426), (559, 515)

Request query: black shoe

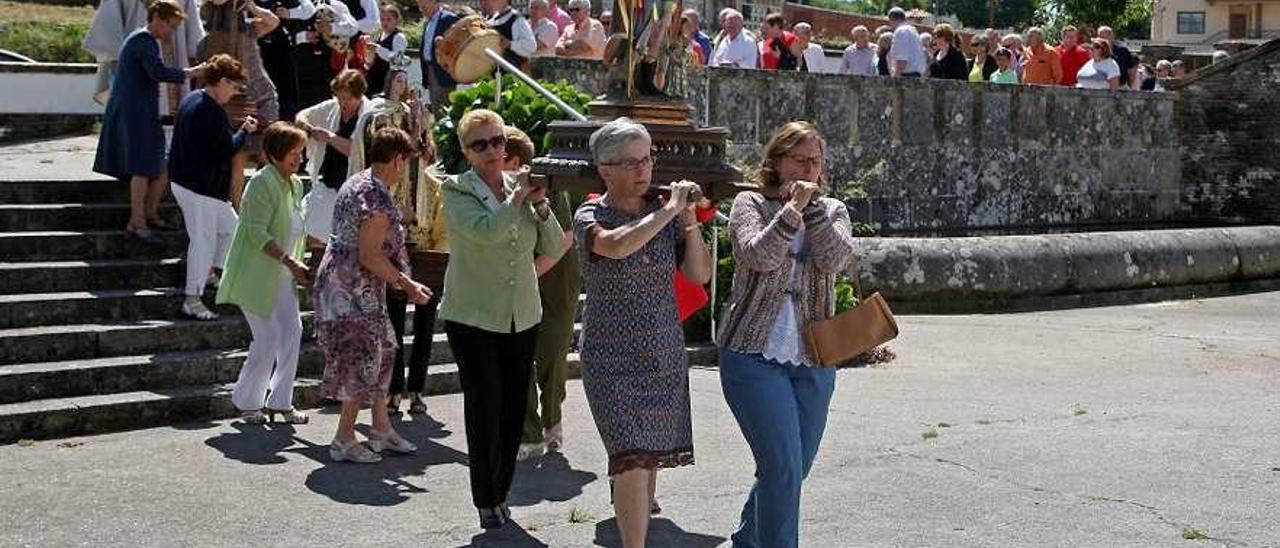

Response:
(478, 507), (503, 530)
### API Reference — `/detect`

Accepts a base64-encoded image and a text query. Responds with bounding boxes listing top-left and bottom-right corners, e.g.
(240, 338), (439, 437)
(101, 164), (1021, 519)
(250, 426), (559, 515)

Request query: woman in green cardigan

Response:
(216, 122), (313, 425)
(438, 109), (565, 530)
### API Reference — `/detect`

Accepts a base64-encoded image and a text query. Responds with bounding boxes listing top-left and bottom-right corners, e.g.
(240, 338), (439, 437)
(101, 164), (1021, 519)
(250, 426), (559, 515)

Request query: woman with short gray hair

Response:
(574, 118), (712, 548)
(555, 0), (605, 59)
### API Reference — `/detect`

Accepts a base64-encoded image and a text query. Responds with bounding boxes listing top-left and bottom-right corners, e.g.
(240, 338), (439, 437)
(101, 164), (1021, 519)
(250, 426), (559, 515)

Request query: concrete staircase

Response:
(0, 177), (716, 444)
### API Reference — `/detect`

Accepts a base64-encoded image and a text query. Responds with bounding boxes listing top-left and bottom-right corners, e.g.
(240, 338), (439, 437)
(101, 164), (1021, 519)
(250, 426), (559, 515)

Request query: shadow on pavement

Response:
(455, 519), (550, 547)
(207, 409), (468, 506)
(592, 517), (726, 547)
(203, 422), (300, 465)
(508, 451), (599, 507)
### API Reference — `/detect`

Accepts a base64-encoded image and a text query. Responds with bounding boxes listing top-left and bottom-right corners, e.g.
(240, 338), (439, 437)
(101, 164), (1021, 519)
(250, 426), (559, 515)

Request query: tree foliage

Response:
(935, 0), (1040, 30)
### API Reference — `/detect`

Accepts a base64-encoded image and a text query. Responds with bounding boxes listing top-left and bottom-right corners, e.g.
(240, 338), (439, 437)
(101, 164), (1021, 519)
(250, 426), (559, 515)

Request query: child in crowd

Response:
(990, 47), (1019, 84)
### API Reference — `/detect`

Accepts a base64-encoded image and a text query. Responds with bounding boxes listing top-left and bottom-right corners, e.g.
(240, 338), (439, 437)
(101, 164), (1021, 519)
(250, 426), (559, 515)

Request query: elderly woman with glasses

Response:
(716, 121), (855, 548)
(438, 109), (565, 530)
(574, 118), (712, 548)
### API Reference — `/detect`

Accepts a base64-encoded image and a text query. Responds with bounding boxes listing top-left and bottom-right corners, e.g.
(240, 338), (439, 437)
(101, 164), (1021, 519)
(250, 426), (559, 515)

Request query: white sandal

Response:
(181, 300), (218, 321)
(329, 438), (382, 463)
(239, 409), (268, 424)
(367, 429), (417, 454)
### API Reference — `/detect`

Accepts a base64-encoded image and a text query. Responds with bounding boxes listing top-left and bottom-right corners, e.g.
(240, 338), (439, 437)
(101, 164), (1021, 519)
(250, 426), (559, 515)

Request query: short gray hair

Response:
(566, 0), (589, 10)
(529, 0), (548, 7)
(590, 118), (650, 164)
(719, 8), (741, 23)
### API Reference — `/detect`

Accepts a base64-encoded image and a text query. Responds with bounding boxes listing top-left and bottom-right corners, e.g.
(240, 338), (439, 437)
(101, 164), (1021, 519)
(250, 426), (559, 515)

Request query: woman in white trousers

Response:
(216, 122), (313, 424)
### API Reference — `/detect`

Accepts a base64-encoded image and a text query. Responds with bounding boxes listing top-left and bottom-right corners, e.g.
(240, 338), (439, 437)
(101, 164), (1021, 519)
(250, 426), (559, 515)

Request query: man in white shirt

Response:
(886, 7), (926, 77)
(555, 0), (605, 59)
(710, 8), (757, 69)
(792, 22), (828, 73)
(529, 0), (559, 57)
(840, 25), (877, 76)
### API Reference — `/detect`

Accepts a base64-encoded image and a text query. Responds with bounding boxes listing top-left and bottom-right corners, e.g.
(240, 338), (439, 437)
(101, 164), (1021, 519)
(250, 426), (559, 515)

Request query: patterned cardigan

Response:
(716, 191), (856, 363)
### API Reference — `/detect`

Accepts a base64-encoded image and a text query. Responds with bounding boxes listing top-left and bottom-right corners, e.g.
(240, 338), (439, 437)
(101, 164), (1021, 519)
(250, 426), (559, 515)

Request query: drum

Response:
(408, 247), (449, 294)
(436, 15), (505, 84)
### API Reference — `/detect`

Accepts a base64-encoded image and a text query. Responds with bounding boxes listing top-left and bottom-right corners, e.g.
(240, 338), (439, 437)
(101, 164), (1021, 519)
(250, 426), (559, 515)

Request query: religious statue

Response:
(602, 0), (691, 101)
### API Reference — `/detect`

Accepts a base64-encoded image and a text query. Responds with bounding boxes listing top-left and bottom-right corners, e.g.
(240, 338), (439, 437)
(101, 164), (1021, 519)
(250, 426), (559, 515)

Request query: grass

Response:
(1181, 527), (1209, 540)
(567, 506), (592, 524)
(0, 1), (95, 63)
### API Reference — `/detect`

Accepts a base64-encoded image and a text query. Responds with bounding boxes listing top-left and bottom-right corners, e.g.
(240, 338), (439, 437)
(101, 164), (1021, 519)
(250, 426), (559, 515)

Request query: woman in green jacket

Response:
(438, 109), (565, 530)
(216, 122), (312, 425)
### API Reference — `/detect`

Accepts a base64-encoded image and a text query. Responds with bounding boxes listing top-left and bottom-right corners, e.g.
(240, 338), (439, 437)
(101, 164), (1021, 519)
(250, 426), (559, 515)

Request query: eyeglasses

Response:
(567, 6), (582, 12)
(784, 153), (823, 168)
(600, 154), (655, 170)
(466, 135), (507, 153)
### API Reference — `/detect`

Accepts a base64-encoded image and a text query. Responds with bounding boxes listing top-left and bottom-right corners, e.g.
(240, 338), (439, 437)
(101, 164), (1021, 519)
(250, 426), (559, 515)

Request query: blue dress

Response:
(93, 29), (186, 180)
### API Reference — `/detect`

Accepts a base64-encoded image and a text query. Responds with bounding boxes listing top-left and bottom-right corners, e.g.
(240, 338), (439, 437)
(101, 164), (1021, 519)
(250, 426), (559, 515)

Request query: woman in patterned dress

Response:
(314, 127), (432, 464)
(573, 118), (712, 548)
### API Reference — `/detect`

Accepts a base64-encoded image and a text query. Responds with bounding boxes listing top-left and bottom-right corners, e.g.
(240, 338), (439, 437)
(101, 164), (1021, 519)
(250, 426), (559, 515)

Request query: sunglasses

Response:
(466, 135), (507, 153)
(567, 6), (582, 12)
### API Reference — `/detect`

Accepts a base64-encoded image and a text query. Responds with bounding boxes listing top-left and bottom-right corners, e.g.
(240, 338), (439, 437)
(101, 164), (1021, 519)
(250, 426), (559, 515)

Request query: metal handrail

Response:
(485, 48), (587, 122)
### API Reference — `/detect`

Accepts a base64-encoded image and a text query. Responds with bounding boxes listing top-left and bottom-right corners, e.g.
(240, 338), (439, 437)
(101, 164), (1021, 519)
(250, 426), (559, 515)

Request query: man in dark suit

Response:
(418, 0), (459, 107)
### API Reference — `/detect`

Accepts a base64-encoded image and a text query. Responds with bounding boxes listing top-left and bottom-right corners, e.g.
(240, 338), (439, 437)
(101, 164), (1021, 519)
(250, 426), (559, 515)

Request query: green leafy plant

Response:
(431, 77), (593, 174)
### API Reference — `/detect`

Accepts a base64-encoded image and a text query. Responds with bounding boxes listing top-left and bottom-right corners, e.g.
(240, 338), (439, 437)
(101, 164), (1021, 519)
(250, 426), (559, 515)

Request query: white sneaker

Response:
(544, 423), (564, 452)
(516, 442), (545, 461)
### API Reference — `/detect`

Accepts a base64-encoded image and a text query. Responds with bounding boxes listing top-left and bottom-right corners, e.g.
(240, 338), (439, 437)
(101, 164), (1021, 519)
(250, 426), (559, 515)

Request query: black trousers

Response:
(386, 291), (440, 395)
(444, 320), (538, 509)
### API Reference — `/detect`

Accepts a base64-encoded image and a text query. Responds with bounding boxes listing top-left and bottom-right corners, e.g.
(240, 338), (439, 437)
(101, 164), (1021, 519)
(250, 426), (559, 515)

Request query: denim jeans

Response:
(719, 349), (837, 548)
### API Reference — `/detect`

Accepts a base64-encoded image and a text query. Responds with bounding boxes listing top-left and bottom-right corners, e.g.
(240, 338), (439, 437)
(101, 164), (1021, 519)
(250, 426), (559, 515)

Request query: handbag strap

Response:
(847, 256), (864, 301)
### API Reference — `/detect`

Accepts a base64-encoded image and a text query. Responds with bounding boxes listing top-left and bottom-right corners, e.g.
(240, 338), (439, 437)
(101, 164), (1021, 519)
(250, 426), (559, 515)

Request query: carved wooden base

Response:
(586, 98), (693, 126)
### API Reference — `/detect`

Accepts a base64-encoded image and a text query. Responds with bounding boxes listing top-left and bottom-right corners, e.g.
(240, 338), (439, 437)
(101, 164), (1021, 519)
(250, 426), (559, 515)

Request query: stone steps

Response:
(0, 288), (237, 329)
(0, 230), (187, 261)
(0, 346), (719, 444)
(0, 314), (456, 367)
(0, 331), (451, 405)
(0, 258), (184, 295)
(0, 180), (133, 205)
(0, 203), (182, 231)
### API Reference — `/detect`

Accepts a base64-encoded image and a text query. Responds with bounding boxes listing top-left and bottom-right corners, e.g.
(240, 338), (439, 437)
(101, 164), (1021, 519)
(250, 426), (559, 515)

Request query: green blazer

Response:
(216, 164), (305, 317)
(438, 170), (565, 333)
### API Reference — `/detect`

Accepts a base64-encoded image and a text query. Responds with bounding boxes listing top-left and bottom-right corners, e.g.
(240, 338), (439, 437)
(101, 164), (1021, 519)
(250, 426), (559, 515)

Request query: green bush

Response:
(0, 21), (91, 63)
(431, 77), (593, 174)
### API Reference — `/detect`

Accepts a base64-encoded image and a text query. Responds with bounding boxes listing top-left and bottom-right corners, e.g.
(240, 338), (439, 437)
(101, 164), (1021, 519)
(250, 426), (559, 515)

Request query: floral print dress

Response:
(315, 170), (407, 407)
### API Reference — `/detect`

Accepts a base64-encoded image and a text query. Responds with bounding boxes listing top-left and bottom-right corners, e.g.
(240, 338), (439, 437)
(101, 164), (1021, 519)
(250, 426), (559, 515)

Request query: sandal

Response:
(265, 408), (309, 424)
(181, 301), (219, 321)
(544, 423), (563, 452)
(408, 393), (428, 415)
(329, 438), (382, 463)
(125, 224), (161, 244)
(147, 217), (179, 231)
(239, 409), (268, 424)
(367, 429), (417, 454)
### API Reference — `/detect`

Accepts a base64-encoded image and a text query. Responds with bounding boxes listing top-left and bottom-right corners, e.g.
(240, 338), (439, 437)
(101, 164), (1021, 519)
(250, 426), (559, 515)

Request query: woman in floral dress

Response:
(314, 127), (431, 464)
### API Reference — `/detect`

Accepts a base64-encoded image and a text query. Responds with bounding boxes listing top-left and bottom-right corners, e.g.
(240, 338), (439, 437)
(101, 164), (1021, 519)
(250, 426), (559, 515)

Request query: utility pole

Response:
(987, 0), (995, 27)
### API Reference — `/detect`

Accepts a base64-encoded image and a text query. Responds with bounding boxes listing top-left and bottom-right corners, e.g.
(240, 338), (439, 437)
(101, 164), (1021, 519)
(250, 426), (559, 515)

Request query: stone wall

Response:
(533, 58), (1183, 235)
(1171, 39), (1280, 224)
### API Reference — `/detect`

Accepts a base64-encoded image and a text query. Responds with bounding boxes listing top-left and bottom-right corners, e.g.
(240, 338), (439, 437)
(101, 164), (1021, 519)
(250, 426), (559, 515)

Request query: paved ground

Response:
(3, 292), (1278, 547)
(0, 135), (104, 182)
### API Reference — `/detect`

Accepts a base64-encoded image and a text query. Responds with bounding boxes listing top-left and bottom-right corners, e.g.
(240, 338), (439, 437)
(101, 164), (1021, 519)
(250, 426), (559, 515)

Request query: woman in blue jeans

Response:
(716, 121), (856, 548)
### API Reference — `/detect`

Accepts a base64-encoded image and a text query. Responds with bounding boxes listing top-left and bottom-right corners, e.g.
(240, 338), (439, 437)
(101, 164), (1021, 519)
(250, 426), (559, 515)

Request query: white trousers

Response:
(231, 275), (303, 411)
(172, 184), (237, 297)
(300, 183), (338, 243)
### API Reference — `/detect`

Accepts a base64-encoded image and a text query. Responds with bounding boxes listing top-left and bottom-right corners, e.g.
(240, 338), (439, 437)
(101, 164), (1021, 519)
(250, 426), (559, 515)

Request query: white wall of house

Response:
(1153, 0), (1280, 45)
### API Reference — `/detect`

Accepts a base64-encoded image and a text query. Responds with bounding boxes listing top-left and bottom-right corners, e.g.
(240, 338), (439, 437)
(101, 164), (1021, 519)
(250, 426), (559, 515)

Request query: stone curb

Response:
(855, 227), (1280, 303)
(0, 346), (718, 444)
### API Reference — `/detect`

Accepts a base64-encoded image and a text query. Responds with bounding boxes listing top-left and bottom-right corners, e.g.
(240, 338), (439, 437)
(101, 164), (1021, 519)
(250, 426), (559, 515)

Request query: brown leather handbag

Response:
(804, 261), (899, 366)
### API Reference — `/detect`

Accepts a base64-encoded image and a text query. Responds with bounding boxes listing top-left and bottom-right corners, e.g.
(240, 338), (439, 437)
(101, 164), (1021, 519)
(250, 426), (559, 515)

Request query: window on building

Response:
(1176, 12), (1206, 34)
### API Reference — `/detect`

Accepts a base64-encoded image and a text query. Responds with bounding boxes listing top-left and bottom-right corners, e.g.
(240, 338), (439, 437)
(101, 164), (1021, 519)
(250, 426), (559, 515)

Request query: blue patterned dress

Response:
(315, 170), (407, 407)
(573, 198), (694, 476)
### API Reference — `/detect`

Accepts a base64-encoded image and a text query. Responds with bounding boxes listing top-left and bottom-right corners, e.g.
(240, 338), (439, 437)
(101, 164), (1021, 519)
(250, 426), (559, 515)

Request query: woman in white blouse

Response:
(1076, 37), (1121, 91)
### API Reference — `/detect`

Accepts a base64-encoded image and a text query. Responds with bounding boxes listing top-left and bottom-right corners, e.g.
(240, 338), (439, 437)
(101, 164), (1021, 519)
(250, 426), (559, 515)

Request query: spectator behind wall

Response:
(840, 25), (877, 76)
(928, 24), (967, 80)
(758, 13), (797, 70)
(967, 34), (997, 83)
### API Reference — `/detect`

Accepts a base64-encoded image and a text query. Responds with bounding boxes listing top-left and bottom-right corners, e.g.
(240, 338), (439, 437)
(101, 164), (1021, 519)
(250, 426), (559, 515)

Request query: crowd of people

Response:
(711, 6), (1185, 92)
(86, 0), (1193, 544)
